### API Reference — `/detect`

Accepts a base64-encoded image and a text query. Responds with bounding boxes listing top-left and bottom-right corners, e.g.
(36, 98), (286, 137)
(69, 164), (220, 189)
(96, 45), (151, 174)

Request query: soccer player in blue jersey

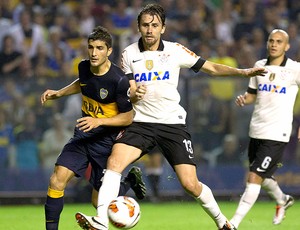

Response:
(40, 26), (146, 230)
(76, 4), (266, 230)
(230, 29), (296, 229)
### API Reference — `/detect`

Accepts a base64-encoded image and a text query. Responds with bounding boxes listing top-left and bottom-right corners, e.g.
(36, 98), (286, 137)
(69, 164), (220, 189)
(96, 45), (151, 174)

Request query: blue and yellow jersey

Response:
(78, 60), (132, 119)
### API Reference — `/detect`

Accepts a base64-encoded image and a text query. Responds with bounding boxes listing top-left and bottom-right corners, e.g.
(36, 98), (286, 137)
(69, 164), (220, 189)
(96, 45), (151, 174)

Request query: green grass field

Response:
(0, 200), (298, 229)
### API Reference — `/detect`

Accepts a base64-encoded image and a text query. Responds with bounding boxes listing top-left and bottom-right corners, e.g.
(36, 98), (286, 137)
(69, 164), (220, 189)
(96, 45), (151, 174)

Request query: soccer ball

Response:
(108, 196), (141, 229)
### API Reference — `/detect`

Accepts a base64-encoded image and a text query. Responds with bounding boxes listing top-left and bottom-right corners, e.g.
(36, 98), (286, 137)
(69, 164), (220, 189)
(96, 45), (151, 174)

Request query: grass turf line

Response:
(0, 201), (298, 229)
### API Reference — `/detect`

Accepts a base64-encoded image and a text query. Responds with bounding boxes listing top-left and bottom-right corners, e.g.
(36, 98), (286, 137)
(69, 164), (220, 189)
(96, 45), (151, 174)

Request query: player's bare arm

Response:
(201, 60), (267, 77)
(41, 79), (81, 105)
(76, 110), (134, 132)
(235, 92), (257, 107)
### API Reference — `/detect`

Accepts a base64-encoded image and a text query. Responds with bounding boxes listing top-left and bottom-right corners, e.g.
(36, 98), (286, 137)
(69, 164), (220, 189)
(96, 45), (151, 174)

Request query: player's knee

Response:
(107, 156), (126, 171)
(49, 173), (68, 191)
(181, 179), (199, 196)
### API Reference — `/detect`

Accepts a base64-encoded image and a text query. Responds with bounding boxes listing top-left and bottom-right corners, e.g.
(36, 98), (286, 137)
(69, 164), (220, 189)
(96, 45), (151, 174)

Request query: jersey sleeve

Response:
(174, 43), (201, 70)
(116, 76), (133, 113)
(121, 49), (132, 75)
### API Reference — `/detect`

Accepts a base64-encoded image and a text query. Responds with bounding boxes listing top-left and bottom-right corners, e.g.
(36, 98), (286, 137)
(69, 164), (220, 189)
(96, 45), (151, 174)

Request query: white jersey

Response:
(248, 57), (300, 142)
(121, 39), (201, 124)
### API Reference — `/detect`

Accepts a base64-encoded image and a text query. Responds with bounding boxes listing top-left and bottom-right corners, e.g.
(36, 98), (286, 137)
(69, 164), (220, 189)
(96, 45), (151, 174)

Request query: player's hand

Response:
(235, 95), (246, 107)
(135, 85), (147, 100)
(76, 117), (101, 132)
(40, 90), (59, 105)
(244, 67), (267, 77)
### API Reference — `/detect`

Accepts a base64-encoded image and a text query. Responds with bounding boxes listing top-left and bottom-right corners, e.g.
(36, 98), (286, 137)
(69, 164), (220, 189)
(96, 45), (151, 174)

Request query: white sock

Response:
(96, 169), (121, 226)
(230, 183), (261, 228)
(195, 183), (227, 228)
(262, 178), (285, 205)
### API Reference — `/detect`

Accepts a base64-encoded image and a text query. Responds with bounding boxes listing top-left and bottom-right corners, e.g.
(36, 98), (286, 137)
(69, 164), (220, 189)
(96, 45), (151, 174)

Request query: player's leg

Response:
(45, 165), (75, 230)
(175, 164), (234, 229)
(76, 143), (142, 230)
(262, 177), (295, 224)
(230, 139), (286, 228)
(90, 166), (146, 208)
(158, 124), (234, 229)
(230, 172), (262, 229)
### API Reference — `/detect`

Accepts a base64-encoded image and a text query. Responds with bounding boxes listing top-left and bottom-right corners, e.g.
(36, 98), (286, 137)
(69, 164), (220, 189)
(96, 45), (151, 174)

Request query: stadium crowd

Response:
(1, 0), (300, 192)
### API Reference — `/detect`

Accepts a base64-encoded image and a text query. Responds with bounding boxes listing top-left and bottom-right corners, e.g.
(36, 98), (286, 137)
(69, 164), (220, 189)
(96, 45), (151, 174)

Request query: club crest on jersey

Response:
(269, 73), (275, 81)
(159, 53), (170, 64)
(145, 60), (153, 70)
(100, 88), (108, 99)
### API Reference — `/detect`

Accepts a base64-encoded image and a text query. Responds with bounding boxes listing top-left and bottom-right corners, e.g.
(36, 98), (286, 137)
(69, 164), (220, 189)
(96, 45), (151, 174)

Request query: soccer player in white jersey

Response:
(75, 4), (266, 230)
(230, 29), (296, 229)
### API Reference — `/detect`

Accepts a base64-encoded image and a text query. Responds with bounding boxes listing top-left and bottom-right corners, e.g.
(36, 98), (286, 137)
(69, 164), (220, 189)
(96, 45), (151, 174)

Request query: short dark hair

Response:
(137, 4), (166, 27)
(88, 26), (112, 49)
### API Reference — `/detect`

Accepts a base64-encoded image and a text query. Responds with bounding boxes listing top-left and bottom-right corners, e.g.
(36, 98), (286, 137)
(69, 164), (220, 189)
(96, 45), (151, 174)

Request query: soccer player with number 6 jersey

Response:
(230, 29), (296, 229)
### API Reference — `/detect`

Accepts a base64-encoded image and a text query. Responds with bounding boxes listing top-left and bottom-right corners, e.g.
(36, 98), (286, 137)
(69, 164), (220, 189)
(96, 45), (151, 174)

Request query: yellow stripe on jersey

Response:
(81, 95), (119, 118)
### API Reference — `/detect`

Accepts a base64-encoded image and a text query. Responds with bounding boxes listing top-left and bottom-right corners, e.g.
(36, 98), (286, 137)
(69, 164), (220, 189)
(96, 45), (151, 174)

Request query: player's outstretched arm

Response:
(201, 60), (267, 77)
(41, 79), (81, 105)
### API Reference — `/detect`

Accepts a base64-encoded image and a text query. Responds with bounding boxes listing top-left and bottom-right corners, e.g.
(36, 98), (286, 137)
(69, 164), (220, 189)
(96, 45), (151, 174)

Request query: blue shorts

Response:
(56, 126), (122, 190)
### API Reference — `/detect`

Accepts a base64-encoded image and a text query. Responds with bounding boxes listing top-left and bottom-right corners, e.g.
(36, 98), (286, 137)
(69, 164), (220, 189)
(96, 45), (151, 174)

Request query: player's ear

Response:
(107, 47), (113, 57)
(285, 43), (290, 52)
(161, 25), (166, 34)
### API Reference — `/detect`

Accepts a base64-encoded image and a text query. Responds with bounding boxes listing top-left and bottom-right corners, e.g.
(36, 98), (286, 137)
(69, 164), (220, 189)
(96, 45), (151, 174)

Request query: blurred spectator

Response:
(31, 44), (53, 78)
(0, 79), (23, 115)
(46, 26), (72, 61)
(78, 5), (95, 37)
(14, 110), (41, 170)
(230, 79), (254, 152)
(39, 113), (72, 172)
(216, 134), (245, 166)
(233, 1), (258, 41)
(191, 83), (229, 152)
(47, 46), (72, 78)
(69, 39), (88, 77)
(8, 8), (45, 58)
(208, 43), (238, 103)
(111, 0), (133, 36)
(125, 0), (143, 19)
(250, 27), (267, 60)
(0, 34), (24, 78)
(286, 22), (300, 60)
(12, 0), (35, 23)
(275, 0), (289, 29)
(213, 7), (234, 47)
(233, 36), (257, 68)
(0, 106), (15, 169)
(260, 7), (281, 39)
(118, 20), (140, 62)
(0, 2), (13, 50)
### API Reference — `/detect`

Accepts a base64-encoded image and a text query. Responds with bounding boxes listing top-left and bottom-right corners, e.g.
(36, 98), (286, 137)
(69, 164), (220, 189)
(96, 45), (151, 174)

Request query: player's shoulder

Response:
(162, 40), (183, 50)
(124, 41), (139, 52)
(78, 59), (90, 68)
(254, 59), (267, 67)
(286, 58), (300, 68)
(110, 62), (126, 77)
